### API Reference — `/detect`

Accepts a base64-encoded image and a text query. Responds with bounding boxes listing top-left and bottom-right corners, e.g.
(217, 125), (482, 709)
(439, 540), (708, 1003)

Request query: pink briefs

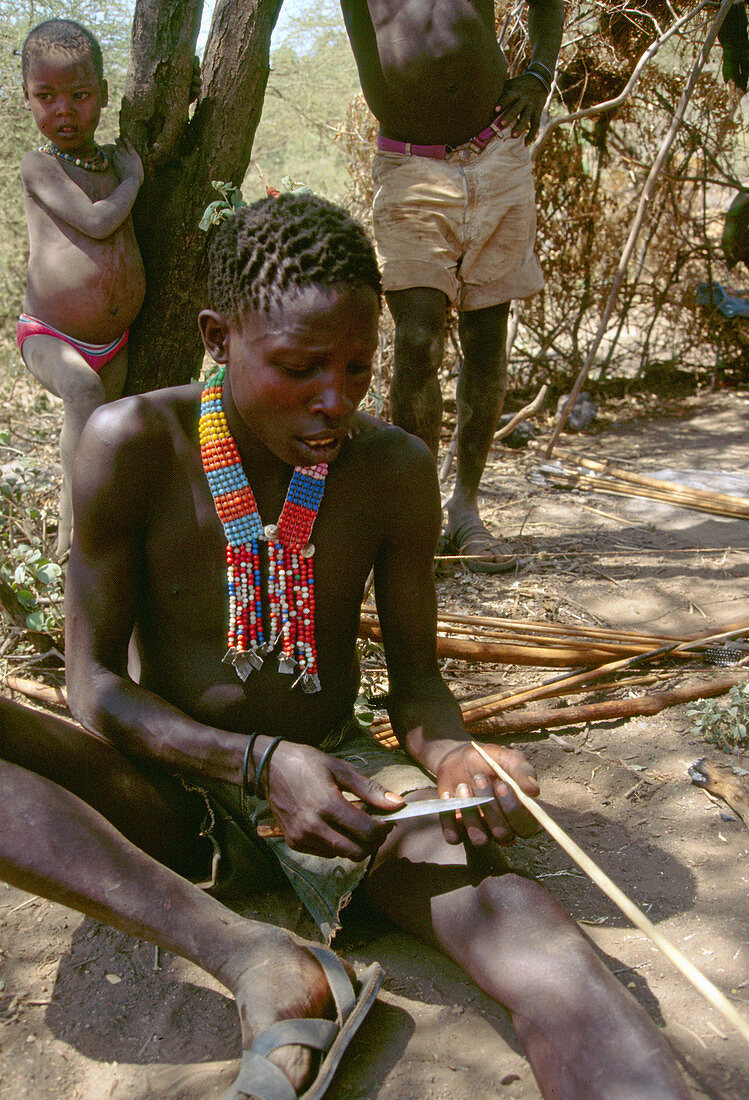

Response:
(17, 314), (129, 373)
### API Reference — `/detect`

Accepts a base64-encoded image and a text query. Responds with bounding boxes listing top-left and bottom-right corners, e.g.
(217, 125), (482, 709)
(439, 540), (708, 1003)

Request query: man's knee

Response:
(459, 303), (510, 370)
(476, 871), (577, 937)
(394, 313), (445, 378)
(475, 873), (602, 991)
(388, 289), (446, 376)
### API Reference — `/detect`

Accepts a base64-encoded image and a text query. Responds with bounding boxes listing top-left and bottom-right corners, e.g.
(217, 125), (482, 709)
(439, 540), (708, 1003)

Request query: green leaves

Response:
(199, 181), (247, 231)
(688, 683), (749, 753)
(353, 694), (375, 728)
(25, 610), (46, 632)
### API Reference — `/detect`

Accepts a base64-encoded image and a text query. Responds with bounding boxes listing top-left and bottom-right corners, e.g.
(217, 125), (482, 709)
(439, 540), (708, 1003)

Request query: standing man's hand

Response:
(435, 742), (539, 847)
(496, 74), (550, 144)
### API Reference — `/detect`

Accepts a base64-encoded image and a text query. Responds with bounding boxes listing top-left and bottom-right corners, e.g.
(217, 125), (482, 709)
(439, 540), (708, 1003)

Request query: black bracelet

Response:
(524, 63), (552, 92)
(530, 59), (554, 79)
(242, 732), (261, 796)
(254, 736), (282, 800)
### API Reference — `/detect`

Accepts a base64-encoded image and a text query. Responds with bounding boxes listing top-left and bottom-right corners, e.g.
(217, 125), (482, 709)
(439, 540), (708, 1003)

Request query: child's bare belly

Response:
(25, 228), (145, 344)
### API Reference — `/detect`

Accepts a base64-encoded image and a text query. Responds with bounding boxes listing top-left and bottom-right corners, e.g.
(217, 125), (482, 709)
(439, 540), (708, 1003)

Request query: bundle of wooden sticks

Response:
(359, 607), (749, 749)
(534, 455), (749, 520)
(359, 606), (747, 667)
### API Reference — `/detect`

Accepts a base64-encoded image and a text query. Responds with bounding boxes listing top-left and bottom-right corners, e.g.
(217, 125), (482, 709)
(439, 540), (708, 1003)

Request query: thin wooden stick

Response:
(469, 742), (749, 1047)
(5, 676), (68, 709)
(493, 383), (549, 442)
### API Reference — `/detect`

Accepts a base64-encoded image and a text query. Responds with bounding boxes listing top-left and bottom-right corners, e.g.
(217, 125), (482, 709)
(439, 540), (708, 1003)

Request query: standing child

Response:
(18, 18), (146, 556)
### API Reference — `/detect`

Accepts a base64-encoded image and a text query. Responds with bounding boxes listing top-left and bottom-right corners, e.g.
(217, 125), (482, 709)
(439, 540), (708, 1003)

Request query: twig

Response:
(494, 383), (549, 442)
(8, 895), (40, 915)
(469, 742), (749, 1048)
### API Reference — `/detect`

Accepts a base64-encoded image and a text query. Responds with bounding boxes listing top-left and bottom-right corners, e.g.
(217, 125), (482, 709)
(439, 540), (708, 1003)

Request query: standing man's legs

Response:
(387, 291), (516, 573)
(442, 300), (514, 571)
(386, 286), (448, 457)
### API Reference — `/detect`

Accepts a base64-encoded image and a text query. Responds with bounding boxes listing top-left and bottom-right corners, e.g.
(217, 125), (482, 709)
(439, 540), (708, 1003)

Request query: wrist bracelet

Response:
(523, 66), (552, 93)
(242, 732), (261, 796)
(255, 736), (282, 800)
(529, 59), (554, 79)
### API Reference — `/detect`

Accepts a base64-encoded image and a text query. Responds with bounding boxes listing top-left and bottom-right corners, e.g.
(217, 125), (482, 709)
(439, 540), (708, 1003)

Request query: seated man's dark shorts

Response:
(183, 719), (434, 944)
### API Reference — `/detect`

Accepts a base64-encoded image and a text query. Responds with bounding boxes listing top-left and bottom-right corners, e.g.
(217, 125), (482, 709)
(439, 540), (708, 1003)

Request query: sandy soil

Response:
(1, 387), (748, 1099)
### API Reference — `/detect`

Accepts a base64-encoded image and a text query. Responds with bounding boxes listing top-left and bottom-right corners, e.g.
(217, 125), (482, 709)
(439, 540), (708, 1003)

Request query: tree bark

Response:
(121, 0), (283, 393)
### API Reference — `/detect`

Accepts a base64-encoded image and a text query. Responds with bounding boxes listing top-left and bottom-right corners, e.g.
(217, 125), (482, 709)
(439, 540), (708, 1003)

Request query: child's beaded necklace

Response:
(199, 366), (327, 693)
(41, 141), (109, 172)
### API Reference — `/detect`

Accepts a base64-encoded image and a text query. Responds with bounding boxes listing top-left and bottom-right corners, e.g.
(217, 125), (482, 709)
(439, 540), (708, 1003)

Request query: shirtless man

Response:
(18, 19), (146, 555)
(3, 194), (688, 1098)
(341, 0), (563, 571)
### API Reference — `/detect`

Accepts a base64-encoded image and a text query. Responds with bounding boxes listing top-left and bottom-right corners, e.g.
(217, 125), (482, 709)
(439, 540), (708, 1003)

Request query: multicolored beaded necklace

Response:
(199, 366), (327, 693)
(41, 141), (109, 172)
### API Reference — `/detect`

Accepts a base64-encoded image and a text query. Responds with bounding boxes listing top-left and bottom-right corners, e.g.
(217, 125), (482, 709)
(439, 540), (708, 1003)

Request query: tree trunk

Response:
(121, 0), (283, 393)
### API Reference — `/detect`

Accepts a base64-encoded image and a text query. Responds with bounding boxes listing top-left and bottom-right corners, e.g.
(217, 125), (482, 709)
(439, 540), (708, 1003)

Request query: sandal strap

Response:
(233, 1049), (297, 1100)
(252, 1017), (338, 1057)
(308, 945), (356, 1022)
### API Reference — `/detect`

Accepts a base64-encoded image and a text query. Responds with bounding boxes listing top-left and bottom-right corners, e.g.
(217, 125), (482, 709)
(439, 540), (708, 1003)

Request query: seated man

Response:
(4, 193), (688, 1099)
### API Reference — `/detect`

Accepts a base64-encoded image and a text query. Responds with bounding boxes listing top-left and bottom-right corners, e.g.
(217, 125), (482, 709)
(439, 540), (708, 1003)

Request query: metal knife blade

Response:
(254, 793), (496, 838)
(375, 793), (495, 823)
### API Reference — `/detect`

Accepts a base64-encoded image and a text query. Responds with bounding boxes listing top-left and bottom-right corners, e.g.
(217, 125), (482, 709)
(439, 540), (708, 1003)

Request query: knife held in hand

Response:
(255, 793), (494, 838)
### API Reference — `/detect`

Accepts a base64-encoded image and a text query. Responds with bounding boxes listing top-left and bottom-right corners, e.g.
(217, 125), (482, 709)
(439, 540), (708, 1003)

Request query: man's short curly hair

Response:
(207, 192), (382, 320)
(22, 19), (103, 84)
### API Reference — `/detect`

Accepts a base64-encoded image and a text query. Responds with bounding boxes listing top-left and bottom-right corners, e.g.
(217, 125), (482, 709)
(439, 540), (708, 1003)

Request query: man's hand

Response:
(495, 74), (549, 144)
(112, 139), (144, 186)
(435, 742), (539, 847)
(261, 741), (405, 861)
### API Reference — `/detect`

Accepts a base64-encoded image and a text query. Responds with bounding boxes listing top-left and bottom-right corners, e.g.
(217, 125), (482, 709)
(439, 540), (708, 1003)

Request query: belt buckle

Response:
(447, 140), (471, 162)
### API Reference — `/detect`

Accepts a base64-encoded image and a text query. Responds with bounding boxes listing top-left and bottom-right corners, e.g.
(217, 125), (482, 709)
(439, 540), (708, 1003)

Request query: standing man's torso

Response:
(341, 0), (507, 146)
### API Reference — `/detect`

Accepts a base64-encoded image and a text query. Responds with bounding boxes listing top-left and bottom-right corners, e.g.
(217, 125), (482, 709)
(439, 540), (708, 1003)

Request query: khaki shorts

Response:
(372, 132), (544, 310)
(187, 724), (434, 944)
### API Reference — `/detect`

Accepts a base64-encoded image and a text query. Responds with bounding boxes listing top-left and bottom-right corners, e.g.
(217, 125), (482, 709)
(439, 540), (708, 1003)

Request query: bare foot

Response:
(216, 925), (352, 1098)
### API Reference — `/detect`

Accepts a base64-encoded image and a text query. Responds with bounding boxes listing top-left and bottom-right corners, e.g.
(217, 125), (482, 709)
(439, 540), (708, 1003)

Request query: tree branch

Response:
(533, 0), (713, 161)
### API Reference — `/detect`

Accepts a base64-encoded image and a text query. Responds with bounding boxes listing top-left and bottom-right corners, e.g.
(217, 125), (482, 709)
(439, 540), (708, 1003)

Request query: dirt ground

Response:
(1, 386), (748, 1099)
